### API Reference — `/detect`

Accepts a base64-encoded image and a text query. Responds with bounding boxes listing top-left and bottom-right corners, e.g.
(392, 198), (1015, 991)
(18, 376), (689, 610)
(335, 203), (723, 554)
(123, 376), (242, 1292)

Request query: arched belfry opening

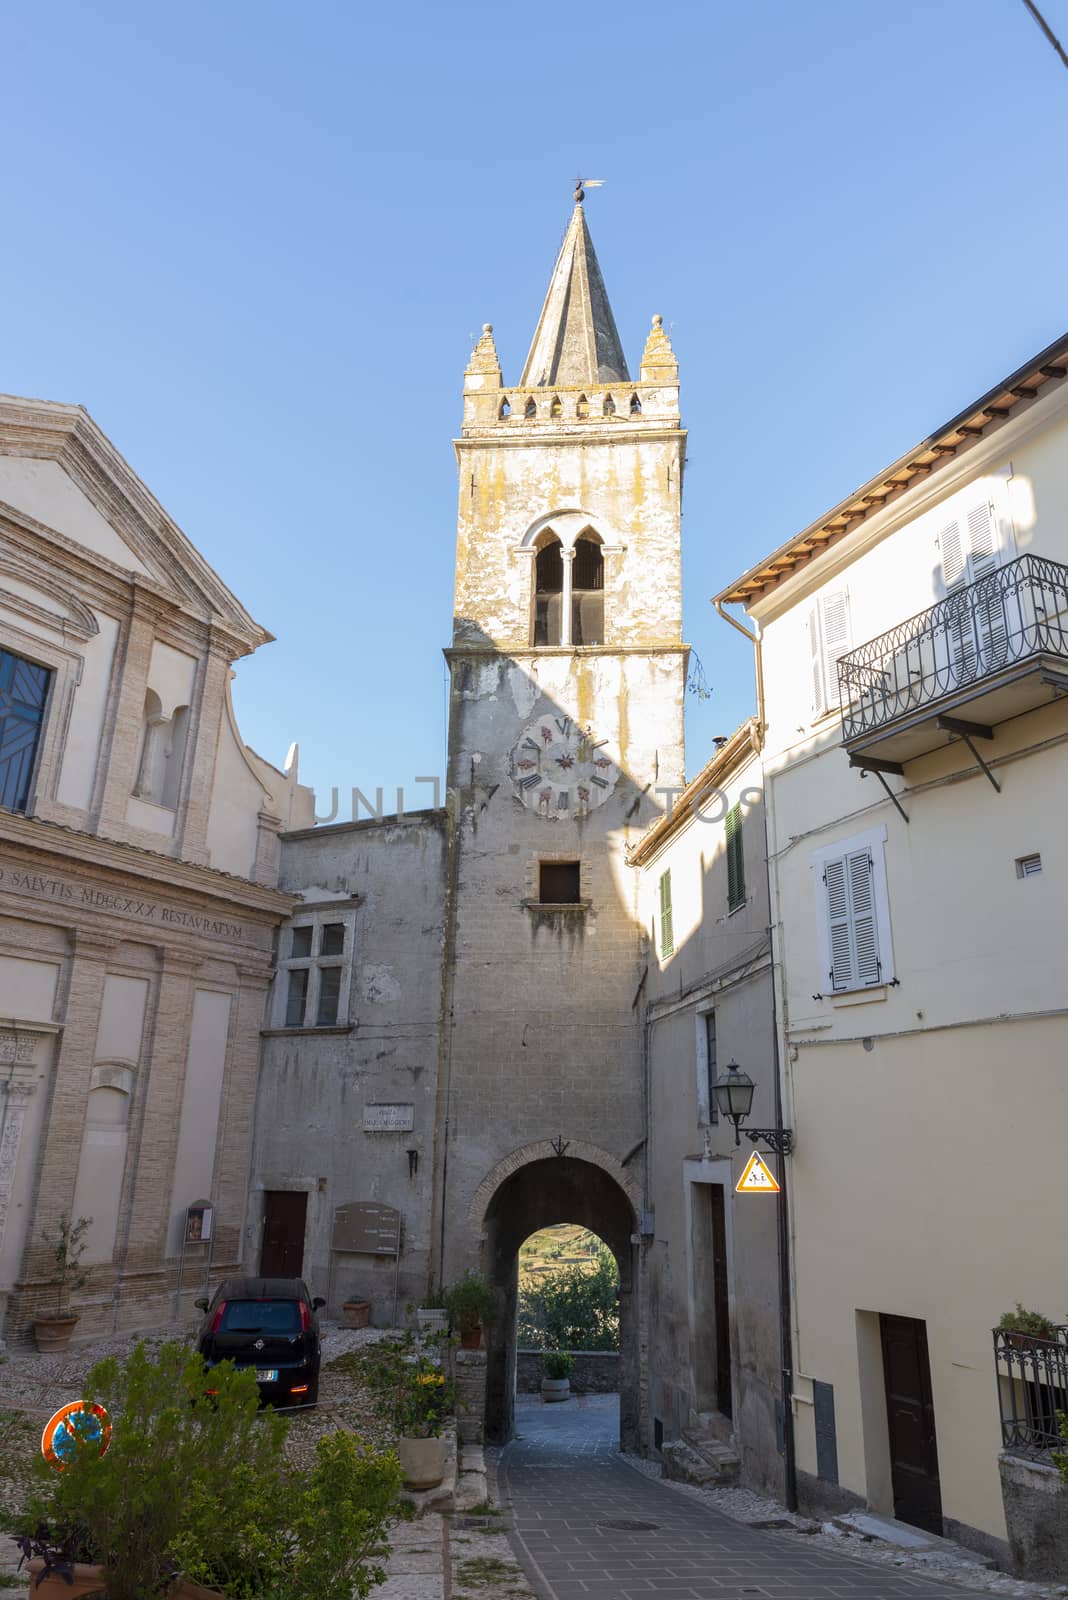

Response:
(480, 1154), (639, 1448)
(572, 530), (604, 645)
(532, 532), (563, 646)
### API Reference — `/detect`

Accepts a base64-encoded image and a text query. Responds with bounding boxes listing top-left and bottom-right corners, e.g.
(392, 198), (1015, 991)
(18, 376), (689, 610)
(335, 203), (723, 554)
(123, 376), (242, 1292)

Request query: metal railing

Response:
(993, 1327), (1068, 1457)
(838, 553), (1068, 743)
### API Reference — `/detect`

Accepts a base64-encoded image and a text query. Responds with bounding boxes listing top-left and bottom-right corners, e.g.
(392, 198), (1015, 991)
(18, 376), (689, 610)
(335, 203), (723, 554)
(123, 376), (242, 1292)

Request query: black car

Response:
(194, 1277), (324, 1407)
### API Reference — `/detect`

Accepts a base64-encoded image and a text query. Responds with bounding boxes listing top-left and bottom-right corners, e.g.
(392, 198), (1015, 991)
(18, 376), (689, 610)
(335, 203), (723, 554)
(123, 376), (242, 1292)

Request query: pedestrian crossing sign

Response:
(736, 1151), (780, 1193)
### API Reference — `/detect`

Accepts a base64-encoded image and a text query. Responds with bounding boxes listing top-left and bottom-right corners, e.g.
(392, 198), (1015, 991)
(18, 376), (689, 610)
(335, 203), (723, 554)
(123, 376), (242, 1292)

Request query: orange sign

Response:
(736, 1151), (780, 1193)
(41, 1401), (112, 1470)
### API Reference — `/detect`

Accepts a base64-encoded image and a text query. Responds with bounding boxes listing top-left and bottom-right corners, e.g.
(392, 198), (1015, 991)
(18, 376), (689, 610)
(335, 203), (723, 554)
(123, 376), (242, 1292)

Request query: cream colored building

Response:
(715, 334), (1068, 1562)
(0, 394), (308, 1339)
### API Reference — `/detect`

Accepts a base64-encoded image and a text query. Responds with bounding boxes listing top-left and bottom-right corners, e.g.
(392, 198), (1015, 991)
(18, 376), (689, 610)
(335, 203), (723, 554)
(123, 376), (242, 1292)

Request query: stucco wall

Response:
(249, 811), (448, 1318)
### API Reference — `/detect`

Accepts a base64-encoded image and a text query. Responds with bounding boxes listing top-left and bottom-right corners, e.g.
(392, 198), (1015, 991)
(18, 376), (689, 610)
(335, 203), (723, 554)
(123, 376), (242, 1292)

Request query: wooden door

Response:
(880, 1314), (942, 1534)
(259, 1190), (307, 1278)
(710, 1186), (733, 1419)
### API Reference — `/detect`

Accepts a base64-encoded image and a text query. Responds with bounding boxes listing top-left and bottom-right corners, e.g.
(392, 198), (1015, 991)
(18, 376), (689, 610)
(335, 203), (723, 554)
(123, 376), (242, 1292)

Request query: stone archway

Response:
(479, 1153), (639, 1449)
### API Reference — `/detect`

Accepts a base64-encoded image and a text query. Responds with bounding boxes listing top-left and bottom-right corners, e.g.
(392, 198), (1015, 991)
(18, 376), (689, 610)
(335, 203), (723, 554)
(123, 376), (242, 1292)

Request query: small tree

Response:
(518, 1244), (619, 1352)
(41, 1212), (91, 1317)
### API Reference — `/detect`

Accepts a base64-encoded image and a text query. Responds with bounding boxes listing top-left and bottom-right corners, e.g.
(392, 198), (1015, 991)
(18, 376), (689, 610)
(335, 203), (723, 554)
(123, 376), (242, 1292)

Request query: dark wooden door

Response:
(710, 1185), (733, 1419)
(260, 1190), (307, 1278)
(880, 1314), (942, 1534)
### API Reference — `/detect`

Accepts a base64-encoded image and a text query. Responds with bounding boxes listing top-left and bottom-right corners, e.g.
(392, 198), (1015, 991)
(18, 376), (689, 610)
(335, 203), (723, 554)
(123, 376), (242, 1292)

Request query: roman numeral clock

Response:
(510, 715), (618, 816)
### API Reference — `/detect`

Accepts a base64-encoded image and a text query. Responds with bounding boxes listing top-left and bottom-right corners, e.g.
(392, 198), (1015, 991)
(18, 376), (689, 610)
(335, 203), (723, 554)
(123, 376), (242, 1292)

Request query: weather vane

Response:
(573, 176), (605, 205)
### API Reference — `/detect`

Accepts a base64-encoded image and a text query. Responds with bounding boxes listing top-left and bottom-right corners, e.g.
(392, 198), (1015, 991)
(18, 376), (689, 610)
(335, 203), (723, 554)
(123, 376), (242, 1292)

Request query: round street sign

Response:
(41, 1401), (112, 1470)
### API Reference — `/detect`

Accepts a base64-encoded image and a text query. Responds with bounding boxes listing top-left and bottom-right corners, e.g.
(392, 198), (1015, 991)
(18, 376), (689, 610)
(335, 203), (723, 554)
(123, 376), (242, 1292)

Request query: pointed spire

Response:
(520, 202), (629, 388)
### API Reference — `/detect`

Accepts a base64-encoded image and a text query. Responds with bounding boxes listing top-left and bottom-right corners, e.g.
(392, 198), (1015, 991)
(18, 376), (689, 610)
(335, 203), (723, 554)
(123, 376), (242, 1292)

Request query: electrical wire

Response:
(1019, 0), (1068, 73)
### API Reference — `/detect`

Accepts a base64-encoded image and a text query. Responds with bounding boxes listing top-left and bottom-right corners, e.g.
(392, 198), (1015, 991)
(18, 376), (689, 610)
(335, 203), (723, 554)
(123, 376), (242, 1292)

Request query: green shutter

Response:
(659, 869), (674, 957)
(726, 804), (745, 911)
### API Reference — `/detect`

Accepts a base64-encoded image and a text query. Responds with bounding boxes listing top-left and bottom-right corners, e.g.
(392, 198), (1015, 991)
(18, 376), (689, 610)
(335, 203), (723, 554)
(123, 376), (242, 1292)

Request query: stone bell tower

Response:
(429, 189), (688, 1449)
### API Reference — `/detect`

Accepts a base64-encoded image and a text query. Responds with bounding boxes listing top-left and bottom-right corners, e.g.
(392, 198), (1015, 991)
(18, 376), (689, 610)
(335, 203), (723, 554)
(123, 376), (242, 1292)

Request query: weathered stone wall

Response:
(248, 811), (447, 1318)
(516, 1349), (620, 1394)
(998, 1451), (1068, 1579)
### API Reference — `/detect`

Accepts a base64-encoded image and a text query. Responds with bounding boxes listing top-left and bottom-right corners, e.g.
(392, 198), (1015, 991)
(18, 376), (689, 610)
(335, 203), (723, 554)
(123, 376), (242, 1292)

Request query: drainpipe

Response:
(713, 599), (765, 749)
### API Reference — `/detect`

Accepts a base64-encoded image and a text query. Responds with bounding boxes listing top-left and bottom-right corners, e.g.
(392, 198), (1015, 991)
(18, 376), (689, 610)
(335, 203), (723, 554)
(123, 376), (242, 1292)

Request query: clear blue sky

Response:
(5, 1), (1068, 810)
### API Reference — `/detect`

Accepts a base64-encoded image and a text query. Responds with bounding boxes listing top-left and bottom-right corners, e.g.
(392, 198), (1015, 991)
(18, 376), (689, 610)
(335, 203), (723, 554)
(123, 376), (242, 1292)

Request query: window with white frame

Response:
(810, 825), (895, 994)
(935, 475), (1015, 683)
(808, 589), (852, 719)
(275, 912), (354, 1029)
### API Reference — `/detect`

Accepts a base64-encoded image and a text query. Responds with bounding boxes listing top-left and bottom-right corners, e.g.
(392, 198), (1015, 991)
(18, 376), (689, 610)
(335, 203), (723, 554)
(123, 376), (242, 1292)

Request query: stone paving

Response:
(500, 1397), (998, 1600)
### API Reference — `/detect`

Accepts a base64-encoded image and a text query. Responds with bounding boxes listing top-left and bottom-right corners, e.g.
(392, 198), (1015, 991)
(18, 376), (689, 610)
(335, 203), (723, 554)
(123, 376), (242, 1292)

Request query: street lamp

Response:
(711, 1060), (794, 1155)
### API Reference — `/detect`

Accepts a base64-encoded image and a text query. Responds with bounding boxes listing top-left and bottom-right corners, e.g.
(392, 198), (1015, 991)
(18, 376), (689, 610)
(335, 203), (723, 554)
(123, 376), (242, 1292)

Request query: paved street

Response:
(501, 1398), (995, 1600)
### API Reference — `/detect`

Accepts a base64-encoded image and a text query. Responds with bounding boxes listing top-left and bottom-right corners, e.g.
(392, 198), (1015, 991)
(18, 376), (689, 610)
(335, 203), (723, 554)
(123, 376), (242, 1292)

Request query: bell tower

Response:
(431, 190), (688, 1450)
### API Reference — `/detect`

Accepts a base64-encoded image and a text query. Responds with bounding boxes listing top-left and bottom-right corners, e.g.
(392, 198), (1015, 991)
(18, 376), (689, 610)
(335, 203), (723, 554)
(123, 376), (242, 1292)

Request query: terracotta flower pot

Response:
(459, 1325), (482, 1350)
(341, 1300), (370, 1328)
(26, 1557), (106, 1596)
(33, 1314), (80, 1353)
(396, 1433), (447, 1489)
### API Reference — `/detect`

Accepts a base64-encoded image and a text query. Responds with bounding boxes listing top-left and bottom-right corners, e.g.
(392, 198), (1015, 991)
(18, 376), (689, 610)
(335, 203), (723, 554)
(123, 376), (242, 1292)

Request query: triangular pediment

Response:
(0, 395), (269, 648)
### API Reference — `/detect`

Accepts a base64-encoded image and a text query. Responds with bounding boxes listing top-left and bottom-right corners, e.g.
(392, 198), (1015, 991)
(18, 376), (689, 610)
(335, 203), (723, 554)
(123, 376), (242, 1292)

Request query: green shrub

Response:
(518, 1244), (619, 1352)
(443, 1271), (495, 1334)
(542, 1351), (574, 1380)
(997, 1304), (1057, 1341)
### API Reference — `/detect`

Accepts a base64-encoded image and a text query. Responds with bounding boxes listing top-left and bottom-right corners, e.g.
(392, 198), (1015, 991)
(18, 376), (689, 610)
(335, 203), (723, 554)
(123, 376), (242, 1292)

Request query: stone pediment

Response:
(0, 394), (270, 651)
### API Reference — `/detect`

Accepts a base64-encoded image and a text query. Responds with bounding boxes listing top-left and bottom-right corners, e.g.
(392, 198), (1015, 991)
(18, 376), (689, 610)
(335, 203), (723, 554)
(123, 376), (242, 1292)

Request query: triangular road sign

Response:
(736, 1151), (780, 1193)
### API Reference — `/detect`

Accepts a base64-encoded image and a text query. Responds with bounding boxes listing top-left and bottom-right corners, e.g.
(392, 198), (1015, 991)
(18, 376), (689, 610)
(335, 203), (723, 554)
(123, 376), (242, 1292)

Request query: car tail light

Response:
(209, 1301), (227, 1334)
(299, 1300), (311, 1331)
(290, 1384), (309, 1395)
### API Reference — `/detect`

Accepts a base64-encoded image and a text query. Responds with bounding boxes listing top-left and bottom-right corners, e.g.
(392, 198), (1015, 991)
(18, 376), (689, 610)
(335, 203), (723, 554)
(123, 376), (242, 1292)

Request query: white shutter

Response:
(824, 857), (853, 991)
(810, 590), (852, 717)
(824, 847), (881, 990)
(938, 514), (968, 592)
(967, 499), (1008, 670)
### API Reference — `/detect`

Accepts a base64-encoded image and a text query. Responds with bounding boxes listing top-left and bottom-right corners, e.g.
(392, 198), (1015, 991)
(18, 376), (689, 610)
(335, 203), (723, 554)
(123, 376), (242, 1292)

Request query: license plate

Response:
(255, 1368), (278, 1383)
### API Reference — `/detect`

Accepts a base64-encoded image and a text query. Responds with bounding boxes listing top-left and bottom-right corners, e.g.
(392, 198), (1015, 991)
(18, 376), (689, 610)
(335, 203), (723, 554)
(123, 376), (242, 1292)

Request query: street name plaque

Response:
(363, 1103), (414, 1132)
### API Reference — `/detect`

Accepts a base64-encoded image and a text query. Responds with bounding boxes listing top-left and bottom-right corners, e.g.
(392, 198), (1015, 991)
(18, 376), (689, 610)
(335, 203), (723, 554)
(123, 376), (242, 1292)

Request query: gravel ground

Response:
(620, 1452), (1068, 1600)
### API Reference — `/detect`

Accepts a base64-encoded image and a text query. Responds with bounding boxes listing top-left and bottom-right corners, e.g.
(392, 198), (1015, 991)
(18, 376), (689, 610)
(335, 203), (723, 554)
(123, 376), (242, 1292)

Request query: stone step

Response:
(831, 1512), (997, 1569)
(661, 1435), (741, 1488)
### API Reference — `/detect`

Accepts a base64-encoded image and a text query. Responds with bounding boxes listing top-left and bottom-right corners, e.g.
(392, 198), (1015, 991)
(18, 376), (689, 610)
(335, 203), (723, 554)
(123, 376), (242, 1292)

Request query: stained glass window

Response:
(0, 649), (51, 813)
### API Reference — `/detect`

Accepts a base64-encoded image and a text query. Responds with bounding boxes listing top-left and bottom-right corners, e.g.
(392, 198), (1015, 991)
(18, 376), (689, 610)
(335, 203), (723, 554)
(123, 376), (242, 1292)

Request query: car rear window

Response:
(218, 1299), (301, 1334)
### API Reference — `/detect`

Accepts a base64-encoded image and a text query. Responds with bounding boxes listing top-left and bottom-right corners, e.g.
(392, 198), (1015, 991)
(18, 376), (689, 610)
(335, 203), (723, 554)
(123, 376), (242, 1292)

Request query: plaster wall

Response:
(637, 751), (781, 1492)
(746, 388), (1068, 1549)
(249, 812), (447, 1317)
(0, 457), (152, 574)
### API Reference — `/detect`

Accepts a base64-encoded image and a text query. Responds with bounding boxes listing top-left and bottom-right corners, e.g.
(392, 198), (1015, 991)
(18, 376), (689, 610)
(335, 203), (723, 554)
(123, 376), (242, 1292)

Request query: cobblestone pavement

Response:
(500, 1397), (997, 1600)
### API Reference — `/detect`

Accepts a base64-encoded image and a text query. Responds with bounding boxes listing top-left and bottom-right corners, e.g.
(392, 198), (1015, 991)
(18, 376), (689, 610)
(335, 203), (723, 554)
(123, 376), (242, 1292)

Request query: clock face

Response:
(510, 714), (618, 816)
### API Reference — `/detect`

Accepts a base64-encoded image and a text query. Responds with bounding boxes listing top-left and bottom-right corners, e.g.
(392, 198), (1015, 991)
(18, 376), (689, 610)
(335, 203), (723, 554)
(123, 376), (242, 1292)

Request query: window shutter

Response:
(810, 591), (852, 716)
(824, 847), (881, 990)
(938, 514), (968, 592)
(659, 870), (674, 958)
(967, 499), (1008, 669)
(726, 804), (745, 911)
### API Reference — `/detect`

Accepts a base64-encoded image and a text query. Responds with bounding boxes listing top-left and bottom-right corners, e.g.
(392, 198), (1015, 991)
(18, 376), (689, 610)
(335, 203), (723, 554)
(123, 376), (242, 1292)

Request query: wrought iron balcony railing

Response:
(993, 1326), (1068, 1457)
(838, 553), (1068, 745)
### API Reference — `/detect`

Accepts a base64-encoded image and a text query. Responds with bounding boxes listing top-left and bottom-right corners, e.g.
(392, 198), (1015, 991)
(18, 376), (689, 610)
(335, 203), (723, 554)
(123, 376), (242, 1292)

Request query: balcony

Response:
(993, 1327), (1068, 1458)
(838, 553), (1068, 770)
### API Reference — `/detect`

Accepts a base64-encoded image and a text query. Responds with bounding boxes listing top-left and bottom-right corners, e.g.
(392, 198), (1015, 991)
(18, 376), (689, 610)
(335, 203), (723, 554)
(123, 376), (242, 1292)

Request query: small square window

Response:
(285, 968), (308, 1027)
(539, 861), (581, 904)
(1015, 853), (1042, 878)
(290, 926), (313, 959)
(320, 922), (345, 956)
(316, 965), (342, 1026)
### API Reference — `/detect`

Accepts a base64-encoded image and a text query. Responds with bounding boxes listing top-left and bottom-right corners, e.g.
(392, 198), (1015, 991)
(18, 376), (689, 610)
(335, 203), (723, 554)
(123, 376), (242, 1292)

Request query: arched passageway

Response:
(481, 1155), (639, 1449)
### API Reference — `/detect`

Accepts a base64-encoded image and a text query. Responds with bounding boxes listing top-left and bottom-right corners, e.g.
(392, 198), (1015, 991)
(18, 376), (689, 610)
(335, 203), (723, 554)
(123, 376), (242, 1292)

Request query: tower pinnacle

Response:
(520, 197), (629, 389)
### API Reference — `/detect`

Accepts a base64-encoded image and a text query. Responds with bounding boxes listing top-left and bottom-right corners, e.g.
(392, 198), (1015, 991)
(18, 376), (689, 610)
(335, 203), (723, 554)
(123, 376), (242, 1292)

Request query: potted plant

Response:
(392, 1355), (456, 1490)
(33, 1212), (91, 1352)
(412, 1292), (448, 1338)
(341, 1298), (371, 1328)
(997, 1303), (1058, 1350)
(13, 1338), (404, 1599)
(541, 1349), (574, 1403)
(443, 1271), (495, 1350)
